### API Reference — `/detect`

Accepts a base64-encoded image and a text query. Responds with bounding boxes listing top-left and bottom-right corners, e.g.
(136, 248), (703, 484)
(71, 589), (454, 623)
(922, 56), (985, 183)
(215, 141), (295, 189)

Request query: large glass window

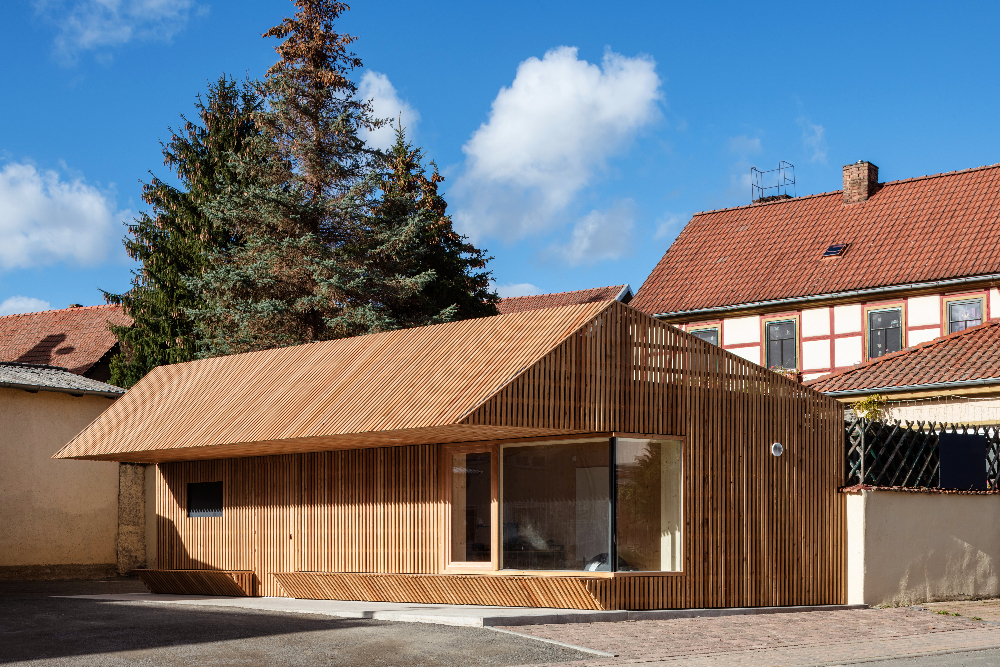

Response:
(766, 320), (797, 370)
(499, 437), (683, 573)
(948, 299), (983, 334)
(450, 451), (492, 563)
(690, 328), (719, 346)
(616, 439), (683, 572)
(868, 309), (902, 359)
(502, 440), (609, 571)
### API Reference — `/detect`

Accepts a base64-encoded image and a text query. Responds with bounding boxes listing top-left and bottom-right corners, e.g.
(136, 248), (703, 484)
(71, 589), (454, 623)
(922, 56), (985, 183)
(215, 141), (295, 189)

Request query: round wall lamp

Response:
(771, 442), (784, 457)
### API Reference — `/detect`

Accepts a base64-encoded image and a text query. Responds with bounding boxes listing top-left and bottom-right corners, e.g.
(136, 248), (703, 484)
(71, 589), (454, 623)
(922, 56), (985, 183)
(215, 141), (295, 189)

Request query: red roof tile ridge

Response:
(879, 161), (1000, 188)
(0, 303), (121, 321)
(693, 190), (842, 217)
(501, 285), (626, 302)
(805, 318), (1000, 388)
(691, 162), (1000, 218)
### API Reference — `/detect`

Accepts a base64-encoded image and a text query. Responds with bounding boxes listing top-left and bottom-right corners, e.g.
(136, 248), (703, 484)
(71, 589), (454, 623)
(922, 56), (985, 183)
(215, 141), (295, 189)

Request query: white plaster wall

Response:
(991, 289), (1000, 319)
(908, 328), (941, 346)
(729, 345), (761, 365)
(0, 389), (118, 568)
(802, 339), (831, 371)
(801, 308), (830, 337)
(834, 304), (862, 334)
(891, 398), (1000, 424)
(723, 316), (760, 345)
(909, 296), (940, 326)
(848, 490), (1000, 606)
(835, 335), (863, 367)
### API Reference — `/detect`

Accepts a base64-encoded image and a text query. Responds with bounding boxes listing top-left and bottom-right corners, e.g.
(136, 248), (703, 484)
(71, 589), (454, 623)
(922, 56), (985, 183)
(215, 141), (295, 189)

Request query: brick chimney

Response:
(843, 161), (879, 204)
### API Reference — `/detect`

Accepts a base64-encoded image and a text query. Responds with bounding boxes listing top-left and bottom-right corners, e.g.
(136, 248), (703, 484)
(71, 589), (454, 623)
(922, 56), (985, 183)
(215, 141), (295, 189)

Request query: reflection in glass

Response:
(616, 438), (682, 572)
(502, 441), (609, 571)
(451, 452), (491, 562)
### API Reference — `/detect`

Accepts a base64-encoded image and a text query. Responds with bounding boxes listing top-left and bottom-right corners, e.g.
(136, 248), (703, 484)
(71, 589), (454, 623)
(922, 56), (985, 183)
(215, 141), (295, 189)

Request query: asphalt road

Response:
(861, 649), (1000, 666)
(0, 579), (586, 667)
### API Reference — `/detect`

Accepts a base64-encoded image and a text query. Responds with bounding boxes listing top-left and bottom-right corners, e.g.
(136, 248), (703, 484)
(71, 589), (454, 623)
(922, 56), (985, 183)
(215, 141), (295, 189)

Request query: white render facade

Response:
(676, 287), (1000, 381)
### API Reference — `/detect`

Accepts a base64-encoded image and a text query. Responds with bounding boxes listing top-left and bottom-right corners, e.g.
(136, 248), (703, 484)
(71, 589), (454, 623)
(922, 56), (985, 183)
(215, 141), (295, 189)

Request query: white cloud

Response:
(357, 71), (421, 151)
(494, 282), (542, 298)
(798, 116), (827, 163)
(36, 0), (194, 62)
(0, 162), (124, 270)
(0, 296), (52, 316)
(548, 200), (634, 266)
(654, 213), (686, 240)
(727, 135), (762, 157)
(452, 46), (661, 241)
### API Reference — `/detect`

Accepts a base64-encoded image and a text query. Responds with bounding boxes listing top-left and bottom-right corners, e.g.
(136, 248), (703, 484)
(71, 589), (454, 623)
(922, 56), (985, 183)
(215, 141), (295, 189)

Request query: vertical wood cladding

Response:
(157, 445), (440, 597)
(156, 302), (845, 608)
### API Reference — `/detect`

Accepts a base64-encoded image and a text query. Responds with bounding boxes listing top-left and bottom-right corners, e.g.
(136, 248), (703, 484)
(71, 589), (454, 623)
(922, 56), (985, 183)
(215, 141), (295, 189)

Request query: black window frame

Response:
(689, 327), (719, 346)
(867, 308), (903, 360)
(947, 298), (984, 334)
(187, 481), (224, 518)
(765, 319), (797, 371)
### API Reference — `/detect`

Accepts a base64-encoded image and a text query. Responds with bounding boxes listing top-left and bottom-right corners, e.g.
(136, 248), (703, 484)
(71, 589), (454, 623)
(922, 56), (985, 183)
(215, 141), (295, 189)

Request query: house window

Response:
(948, 299), (983, 334)
(450, 451), (492, 563)
(766, 320), (797, 370)
(868, 309), (902, 359)
(502, 440), (609, 571)
(690, 328), (719, 346)
(500, 437), (682, 573)
(187, 481), (223, 517)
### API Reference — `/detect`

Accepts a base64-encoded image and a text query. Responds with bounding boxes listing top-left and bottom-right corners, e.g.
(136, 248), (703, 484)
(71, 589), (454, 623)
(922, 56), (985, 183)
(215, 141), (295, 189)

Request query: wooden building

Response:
(56, 301), (845, 610)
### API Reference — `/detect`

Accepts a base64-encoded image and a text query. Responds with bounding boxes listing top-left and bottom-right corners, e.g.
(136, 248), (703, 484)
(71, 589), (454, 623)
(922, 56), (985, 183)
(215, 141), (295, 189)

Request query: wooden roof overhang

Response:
(56, 300), (834, 463)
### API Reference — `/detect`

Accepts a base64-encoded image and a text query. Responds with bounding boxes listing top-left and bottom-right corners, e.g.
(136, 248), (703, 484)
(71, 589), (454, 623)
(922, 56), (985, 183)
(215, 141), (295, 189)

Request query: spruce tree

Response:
(186, 0), (388, 356)
(186, 1), (498, 358)
(358, 126), (499, 327)
(104, 77), (262, 387)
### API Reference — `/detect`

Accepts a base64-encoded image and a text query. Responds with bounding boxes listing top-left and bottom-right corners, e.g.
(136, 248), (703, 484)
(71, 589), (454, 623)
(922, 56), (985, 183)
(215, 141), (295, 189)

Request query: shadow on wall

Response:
(14, 333), (75, 367)
(153, 513), (262, 596)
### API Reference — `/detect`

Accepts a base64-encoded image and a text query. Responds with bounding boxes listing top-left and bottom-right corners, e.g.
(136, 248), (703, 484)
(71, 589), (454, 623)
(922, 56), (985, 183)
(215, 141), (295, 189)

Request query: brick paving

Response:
(501, 608), (1000, 666)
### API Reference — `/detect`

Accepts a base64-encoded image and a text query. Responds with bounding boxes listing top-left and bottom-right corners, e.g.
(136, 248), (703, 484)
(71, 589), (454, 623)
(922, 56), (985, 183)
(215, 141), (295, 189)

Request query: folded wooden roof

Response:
(55, 301), (616, 462)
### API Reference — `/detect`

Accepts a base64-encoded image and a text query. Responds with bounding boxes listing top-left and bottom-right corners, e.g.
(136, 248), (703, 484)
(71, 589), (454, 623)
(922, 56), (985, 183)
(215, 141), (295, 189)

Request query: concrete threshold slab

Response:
(60, 593), (865, 628)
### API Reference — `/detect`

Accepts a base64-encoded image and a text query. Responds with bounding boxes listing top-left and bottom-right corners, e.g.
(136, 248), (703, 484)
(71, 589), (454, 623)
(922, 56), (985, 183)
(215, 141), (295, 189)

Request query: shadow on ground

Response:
(0, 579), (586, 666)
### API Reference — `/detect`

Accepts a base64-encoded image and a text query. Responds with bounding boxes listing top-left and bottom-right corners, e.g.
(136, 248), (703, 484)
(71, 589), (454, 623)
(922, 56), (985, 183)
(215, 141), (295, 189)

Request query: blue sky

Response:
(2, 1), (999, 314)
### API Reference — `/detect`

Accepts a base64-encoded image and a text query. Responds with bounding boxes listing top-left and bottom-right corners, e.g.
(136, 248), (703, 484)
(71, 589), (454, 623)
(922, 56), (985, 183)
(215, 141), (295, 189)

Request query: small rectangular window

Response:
(690, 328), (719, 346)
(187, 481), (223, 517)
(766, 320), (797, 370)
(948, 299), (983, 334)
(868, 309), (902, 359)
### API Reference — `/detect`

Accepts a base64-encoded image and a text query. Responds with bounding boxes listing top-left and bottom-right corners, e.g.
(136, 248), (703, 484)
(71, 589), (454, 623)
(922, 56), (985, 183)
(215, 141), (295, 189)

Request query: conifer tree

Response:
(357, 126), (499, 327)
(104, 77), (262, 387)
(186, 0), (498, 358)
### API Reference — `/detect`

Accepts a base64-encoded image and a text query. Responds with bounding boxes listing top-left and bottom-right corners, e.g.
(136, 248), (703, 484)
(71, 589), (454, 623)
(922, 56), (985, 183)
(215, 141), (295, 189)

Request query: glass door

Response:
(446, 446), (496, 570)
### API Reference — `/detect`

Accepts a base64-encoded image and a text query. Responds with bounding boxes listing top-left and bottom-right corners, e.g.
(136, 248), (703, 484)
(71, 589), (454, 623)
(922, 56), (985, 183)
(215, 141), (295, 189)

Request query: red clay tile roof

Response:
(0, 305), (130, 376)
(806, 319), (1000, 395)
(632, 163), (1000, 316)
(497, 285), (632, 315)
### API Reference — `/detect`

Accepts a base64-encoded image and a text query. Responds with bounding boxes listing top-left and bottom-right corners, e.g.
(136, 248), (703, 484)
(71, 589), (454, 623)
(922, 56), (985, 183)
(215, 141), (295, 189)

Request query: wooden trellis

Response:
(845, 418), (1000, 489)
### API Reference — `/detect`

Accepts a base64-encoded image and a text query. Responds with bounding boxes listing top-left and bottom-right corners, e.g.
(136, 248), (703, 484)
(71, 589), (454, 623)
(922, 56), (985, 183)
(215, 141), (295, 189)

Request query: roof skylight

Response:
(823, 243), (848, 257)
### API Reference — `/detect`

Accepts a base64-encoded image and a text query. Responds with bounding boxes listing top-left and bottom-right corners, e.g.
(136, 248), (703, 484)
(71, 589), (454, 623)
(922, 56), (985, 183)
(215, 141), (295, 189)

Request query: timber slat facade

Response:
(62, 301), (846, 609)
